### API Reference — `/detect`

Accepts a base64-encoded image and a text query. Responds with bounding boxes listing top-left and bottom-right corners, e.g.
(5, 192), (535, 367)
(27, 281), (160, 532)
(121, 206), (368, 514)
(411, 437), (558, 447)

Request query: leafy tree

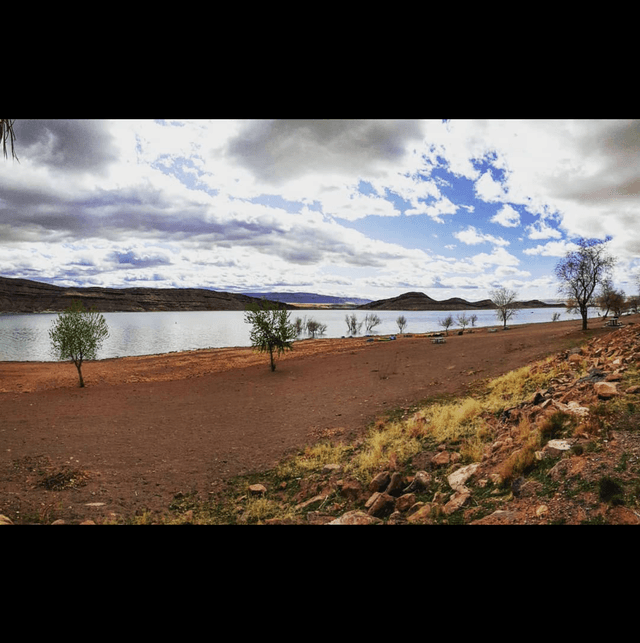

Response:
(244, 299), (297, 371)
(49, 300), (109, 387)
(396, 315), (408, 334)
(555, 237), (616, 331)
(439, 314), (454, 336)
(490, 287), (518, 329)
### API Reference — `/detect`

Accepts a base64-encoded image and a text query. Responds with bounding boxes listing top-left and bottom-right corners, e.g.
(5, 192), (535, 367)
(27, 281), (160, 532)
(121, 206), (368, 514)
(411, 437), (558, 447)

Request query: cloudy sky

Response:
(1, 119), (639, 302)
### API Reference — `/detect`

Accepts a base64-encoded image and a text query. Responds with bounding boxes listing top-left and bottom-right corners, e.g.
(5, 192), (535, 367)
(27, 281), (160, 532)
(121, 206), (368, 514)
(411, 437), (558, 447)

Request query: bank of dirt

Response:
(0, 316), (626, 524)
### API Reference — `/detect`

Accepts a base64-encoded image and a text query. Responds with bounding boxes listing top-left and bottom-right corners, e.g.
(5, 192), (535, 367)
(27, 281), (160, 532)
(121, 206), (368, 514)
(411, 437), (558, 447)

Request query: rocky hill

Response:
(357, 291), (558, 311)
(0, 276), (296, 313)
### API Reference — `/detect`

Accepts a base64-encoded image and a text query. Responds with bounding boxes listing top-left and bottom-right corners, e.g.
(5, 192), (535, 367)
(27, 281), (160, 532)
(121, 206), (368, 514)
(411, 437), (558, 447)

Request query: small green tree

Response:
(439, 314), (454, 336)
(49, 300), (109, 387)
(244, 299), (297, 371)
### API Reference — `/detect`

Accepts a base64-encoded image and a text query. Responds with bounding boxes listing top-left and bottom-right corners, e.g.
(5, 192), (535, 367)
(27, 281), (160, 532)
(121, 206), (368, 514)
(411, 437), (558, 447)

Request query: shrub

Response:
(598, 476), (625, 505)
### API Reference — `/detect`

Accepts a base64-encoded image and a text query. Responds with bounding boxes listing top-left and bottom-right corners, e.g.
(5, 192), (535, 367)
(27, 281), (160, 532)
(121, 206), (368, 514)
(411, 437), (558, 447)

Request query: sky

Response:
(1, 118), (639, 303)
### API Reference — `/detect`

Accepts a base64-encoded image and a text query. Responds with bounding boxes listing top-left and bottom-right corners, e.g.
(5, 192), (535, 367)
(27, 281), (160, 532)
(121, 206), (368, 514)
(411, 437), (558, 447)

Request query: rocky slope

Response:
(233, 323), (640, 525)
(357, 291), (556, 311)
(0, 276), (295, 313)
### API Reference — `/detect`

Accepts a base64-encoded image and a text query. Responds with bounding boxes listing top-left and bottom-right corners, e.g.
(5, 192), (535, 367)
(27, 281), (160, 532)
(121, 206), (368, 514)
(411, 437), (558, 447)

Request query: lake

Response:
(0, 307), (573, 362)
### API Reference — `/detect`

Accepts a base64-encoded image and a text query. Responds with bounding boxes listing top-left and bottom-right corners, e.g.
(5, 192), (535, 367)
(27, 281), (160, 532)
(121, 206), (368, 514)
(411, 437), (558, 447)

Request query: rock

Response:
(404, 470), (431, 493)
(368, 471), (391, 493)
(249, 484), (267, 496)
(322, 464), (342, 474)
(339, 479), (364, 500)
(470, 510), (523, 525)
(406, 503), (435, 524)
(626, 385), (640, 394)
(594, 381), (619, 399)
(536, 505), (549, 518)
(443, 489), (471, 514)
(447, 463), (480, 491)
(395, 493), (417, 512)
(327, 510), (383, 525)
(431, 451), (451, 466)
(295, 495), (327, 511)
(366, 492), (396, 518)
(387, 511), (408, 524)
(386, 472), (406, 496)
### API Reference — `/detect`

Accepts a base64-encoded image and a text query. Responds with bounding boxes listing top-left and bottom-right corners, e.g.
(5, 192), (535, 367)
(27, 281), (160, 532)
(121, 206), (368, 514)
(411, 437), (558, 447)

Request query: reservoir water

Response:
(0, 307), (572, 362)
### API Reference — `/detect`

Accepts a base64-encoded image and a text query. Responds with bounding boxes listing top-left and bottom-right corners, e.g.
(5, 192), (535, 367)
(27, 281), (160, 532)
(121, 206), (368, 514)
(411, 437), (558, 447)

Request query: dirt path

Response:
(0, 316), (625, 523)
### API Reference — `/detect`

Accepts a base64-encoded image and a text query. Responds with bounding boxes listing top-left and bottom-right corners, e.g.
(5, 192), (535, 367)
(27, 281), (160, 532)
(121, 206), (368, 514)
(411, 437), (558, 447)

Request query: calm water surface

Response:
(0, 308), (571, 362)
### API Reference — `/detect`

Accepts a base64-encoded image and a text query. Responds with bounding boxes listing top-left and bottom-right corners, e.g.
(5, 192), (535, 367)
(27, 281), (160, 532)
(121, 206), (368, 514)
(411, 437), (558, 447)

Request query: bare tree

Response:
(555, 237), (616, 331)
(456, 312), (470, 333)
(469, 314), (478, 327)
(490, 287), (518, 329)
(396, 315), (408, 334)
(1, 119), (18, 161)
(345, 313), (363, 336)
(596, 278), (625, 318)
(364, 313), (382, 333)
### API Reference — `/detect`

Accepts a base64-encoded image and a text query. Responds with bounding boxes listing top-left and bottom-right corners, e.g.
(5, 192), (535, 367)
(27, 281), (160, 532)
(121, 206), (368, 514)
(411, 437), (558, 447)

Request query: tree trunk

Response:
(269, 346), (276, 371)
(75, 362), (85, 387)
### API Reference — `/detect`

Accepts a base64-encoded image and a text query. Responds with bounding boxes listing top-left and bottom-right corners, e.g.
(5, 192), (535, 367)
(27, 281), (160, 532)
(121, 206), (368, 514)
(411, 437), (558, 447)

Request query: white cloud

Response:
(523, 240), (579, 257)
(491, 204), (520, 228)
(526, 219), (562, 240)
(474, 169), (509, 203)
(454, 225), (509, 247)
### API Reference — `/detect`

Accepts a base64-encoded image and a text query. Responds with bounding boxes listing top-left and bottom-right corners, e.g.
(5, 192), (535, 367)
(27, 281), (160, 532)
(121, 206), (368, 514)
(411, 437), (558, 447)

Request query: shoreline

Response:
(0, 311), (610, 367)
(0, 314), (630, 395)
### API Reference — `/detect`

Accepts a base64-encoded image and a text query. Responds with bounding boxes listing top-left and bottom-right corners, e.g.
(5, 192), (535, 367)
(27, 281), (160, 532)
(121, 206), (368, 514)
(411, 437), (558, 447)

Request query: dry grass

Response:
(276, 442), (353, 479)
(346, 355), (575, 478)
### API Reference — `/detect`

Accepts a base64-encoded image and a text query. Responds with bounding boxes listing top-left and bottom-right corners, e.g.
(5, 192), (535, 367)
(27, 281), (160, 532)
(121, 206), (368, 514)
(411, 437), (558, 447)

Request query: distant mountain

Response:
(356, 291), (558, 311)
(0, 276), (298, 313)
(241, 292), (372, 306)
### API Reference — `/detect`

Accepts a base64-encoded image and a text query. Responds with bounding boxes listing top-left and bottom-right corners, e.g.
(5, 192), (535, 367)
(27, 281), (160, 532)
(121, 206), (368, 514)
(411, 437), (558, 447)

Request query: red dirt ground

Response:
(0, 316), (620, 524)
